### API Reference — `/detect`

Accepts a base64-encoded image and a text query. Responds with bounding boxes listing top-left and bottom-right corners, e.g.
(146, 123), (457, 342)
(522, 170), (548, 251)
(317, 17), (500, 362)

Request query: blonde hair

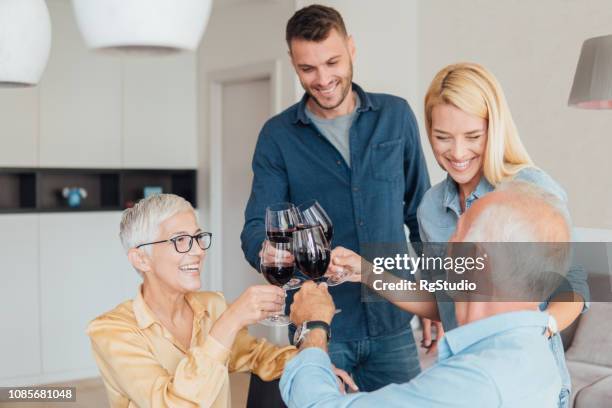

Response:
(424, 62), (533, 185)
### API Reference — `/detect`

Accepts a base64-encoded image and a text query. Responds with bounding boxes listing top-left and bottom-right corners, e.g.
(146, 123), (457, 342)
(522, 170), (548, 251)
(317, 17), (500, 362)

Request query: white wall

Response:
(419, 0), (612, 230)
(294, 1), (435, 177)
(0, 0), (198, 386)
(197, 0), (297, 291)
(294, 1), (612, 231)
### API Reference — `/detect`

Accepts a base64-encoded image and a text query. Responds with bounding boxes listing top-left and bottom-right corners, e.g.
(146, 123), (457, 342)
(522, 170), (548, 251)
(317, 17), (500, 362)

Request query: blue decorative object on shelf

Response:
(62, 187), (88, 208)
(143, 186), (163, 198)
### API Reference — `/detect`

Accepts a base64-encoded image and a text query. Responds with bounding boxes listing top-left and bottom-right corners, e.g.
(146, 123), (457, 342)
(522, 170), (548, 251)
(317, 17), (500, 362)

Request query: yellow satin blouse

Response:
(87, 288), (297, 408)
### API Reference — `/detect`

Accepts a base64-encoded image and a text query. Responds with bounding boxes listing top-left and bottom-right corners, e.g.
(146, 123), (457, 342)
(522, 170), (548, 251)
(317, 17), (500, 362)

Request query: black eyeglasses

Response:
(137, 232), (212, 253)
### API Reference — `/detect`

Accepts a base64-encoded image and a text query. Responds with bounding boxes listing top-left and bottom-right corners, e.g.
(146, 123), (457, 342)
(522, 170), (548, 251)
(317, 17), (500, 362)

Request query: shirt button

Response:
(353, 187), (359, 192)
(337, 160), (342, 165)
(359, 220), (364, 226)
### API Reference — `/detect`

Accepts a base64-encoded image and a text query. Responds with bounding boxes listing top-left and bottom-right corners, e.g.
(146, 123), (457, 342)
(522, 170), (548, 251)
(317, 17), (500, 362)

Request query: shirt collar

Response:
(133, 285), (209, 330)
(437, 310), (549, 361)
(443, 174), (495, 215)
(293, 82), (378, 125)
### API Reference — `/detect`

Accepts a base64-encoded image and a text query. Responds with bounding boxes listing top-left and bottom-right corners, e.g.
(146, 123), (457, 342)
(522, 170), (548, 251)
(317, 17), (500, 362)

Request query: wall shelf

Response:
(0, 168), (196, 213)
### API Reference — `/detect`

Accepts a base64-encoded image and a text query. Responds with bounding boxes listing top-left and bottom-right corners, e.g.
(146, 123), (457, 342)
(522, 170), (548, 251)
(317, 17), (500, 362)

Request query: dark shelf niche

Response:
(0, 168), (196, 213)
(0, 171), (36, 211)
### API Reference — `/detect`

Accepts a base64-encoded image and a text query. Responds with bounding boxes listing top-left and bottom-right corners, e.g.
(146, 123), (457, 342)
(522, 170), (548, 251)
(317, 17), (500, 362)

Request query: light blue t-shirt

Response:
(305, 92), (361, 167)
(281, 311), (561, 407)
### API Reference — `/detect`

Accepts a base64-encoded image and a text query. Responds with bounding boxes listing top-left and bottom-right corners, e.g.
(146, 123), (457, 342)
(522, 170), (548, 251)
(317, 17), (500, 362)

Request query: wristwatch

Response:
(294, 321), (331, 348)
(546, 314), (559, 337)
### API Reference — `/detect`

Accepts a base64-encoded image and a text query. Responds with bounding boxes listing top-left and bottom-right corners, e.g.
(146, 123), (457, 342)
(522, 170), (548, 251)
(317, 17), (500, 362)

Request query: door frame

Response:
(207, 60), (282, 292)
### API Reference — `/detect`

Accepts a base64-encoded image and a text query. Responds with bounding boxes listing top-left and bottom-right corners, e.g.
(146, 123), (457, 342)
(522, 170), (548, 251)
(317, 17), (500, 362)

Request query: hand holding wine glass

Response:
(258, 240), (294, 265)
(325, 246), (364, 283)
(259, 240), (295, 326)
(264, 202), (305, 290)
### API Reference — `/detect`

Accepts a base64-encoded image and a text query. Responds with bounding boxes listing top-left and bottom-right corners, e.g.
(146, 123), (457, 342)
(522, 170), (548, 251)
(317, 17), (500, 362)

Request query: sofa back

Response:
(565, 302), (612, 368)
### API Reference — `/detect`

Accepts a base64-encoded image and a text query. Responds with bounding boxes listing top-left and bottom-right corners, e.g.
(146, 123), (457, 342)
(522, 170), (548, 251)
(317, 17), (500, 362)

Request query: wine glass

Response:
(266, 202), (297, 243)
(259, 240), (294, 327)
(296, 200), (333, 244)
(265, 202), (304, 290)
(293, 226), (331, 282)
(296, 200), (349, 286)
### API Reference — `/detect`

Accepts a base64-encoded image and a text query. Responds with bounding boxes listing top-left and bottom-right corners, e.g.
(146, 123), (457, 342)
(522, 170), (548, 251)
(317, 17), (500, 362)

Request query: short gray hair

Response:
(119, 194), (195, 254)
(463, 180), (571, 300)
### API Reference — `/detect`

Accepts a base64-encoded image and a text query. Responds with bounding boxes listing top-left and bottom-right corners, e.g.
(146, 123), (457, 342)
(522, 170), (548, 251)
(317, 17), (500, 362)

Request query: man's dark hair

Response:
(286, 5), (347, 48)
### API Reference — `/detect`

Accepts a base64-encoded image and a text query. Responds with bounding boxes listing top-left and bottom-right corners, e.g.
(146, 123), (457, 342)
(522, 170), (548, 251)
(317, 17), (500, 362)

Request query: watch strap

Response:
(295, 320), (331, 347)
(305, 320), (331, 341)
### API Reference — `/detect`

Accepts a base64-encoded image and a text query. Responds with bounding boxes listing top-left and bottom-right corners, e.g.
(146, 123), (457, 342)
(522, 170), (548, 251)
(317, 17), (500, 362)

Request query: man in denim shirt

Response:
(240, 5), (430, 391)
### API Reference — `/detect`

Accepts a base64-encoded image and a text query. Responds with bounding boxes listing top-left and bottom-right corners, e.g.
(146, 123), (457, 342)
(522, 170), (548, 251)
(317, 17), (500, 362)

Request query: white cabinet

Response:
(0, 88), (39, 167)
(122, 53), (198, 169)
(39, 0), (122, 168)
(39, 212), (140, 374)
(0, 215), (41, 380)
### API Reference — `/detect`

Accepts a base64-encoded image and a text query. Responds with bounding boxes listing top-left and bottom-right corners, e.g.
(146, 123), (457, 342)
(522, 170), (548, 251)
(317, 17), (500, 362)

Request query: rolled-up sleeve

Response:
(241, 126), (290, 270)
(516, 168), (590, 312)
(548, 264), (591, 312)
(229, 328), (297, 381)
(88, 320), (231, 408)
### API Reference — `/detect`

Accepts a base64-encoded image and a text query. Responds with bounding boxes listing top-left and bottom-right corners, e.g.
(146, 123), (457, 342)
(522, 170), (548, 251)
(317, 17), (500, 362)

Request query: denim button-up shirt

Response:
(280, 311), (561, 407)
(417, 167), (590, 404)
(241, 83), (431, 341)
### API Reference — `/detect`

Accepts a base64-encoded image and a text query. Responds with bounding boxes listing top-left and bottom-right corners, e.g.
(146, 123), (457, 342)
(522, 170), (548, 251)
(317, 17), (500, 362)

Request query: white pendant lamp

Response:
(0, 0), (51, 87)
(71, 0), (212, 55)
(568, 34), (612, 109)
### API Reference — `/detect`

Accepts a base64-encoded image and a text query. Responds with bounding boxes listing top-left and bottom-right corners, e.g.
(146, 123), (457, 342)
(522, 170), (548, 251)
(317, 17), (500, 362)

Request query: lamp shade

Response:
(568, 34), (612, 109)
(0, 0), (51, 87)
(71, 0), (212, 55)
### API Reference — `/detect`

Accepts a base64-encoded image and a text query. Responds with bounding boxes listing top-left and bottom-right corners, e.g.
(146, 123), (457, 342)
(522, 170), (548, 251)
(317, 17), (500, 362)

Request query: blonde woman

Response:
(329, 63), (588, 407)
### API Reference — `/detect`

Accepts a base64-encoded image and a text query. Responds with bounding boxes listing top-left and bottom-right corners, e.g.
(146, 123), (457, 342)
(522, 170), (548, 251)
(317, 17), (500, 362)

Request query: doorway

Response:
(208, 61), (287, 343)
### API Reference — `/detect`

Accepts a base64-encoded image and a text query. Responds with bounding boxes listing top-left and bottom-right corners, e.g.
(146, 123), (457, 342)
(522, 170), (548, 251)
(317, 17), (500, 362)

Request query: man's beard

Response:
(304, 62), (353, 111)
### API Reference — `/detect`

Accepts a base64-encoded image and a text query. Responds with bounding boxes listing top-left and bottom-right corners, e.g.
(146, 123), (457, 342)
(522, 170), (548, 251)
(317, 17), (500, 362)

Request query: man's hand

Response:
(258, 239), (294, 265)
(290, 281), (335, 325)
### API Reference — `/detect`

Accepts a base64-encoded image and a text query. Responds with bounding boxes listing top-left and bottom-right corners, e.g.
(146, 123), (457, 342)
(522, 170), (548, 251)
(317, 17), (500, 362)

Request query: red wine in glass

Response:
(267, 229), (295, 244)
(261, 264), (294, 286)
(266, 202), (298, 242)
(294, 247), (331, 280)
(259, 240), (293, 327)
(293, 226), (331, 282)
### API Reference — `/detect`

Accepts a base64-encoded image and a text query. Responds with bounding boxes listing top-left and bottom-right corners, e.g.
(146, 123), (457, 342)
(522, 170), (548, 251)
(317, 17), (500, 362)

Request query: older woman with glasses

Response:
(87, 193), (297, 408)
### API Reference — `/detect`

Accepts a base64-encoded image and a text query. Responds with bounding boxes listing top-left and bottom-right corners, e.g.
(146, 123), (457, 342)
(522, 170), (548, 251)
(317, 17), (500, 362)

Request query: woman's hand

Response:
(211, 285), (285, 348)
(420, 317), (445, 355)
(331, 365), (359, 394)
(325, 246), (364, 283)
(229, 285), (286, 327)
